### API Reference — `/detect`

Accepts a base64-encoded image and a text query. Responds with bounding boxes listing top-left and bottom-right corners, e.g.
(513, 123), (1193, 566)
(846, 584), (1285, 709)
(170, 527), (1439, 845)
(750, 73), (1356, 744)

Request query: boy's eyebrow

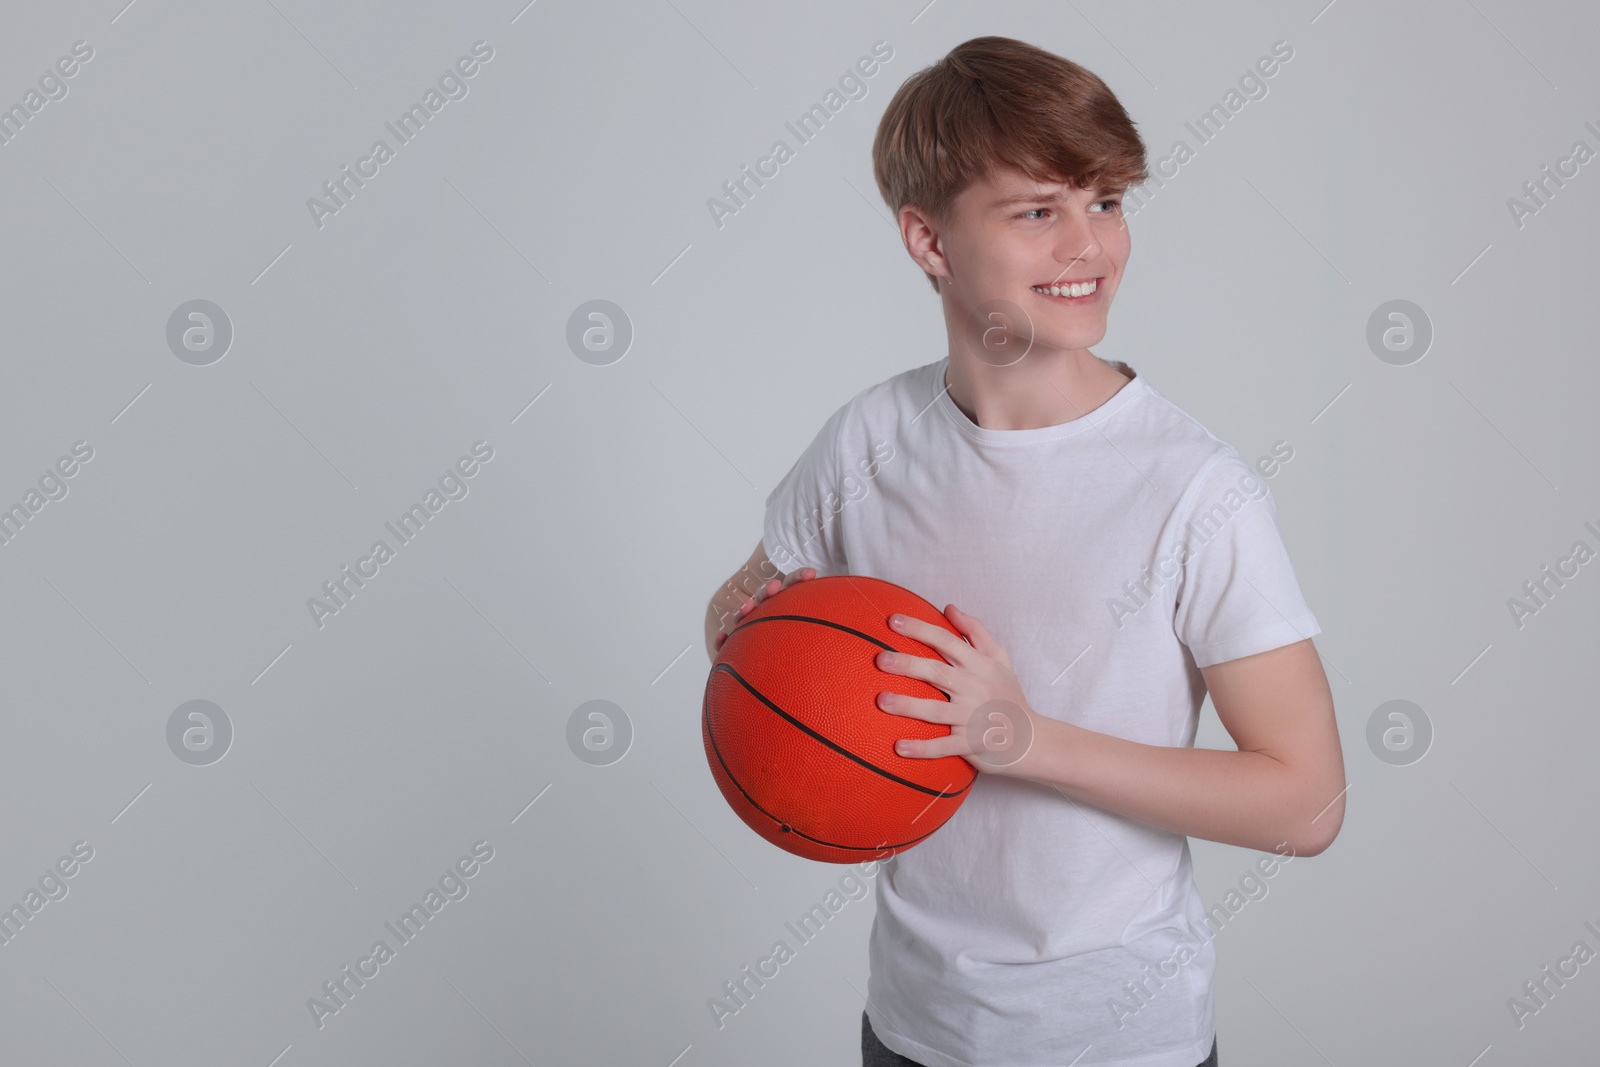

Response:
(989, 187), (1119, 208)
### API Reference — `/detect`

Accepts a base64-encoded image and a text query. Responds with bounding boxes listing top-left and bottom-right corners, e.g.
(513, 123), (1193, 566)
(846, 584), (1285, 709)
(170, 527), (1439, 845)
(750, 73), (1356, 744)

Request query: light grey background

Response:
(1, 0), (1596, 1064)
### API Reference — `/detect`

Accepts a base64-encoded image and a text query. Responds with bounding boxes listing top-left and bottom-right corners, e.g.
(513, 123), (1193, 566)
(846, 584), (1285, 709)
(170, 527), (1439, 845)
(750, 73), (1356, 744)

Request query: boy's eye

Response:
(1018, 199), (1121, 220)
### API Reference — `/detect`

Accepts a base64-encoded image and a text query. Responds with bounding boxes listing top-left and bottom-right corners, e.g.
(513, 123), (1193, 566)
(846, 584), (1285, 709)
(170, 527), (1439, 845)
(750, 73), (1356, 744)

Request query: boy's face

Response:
(910, 165), (1129, 359)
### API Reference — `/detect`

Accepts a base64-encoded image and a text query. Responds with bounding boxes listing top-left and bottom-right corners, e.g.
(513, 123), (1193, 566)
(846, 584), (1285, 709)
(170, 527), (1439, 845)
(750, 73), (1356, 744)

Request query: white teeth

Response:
(1032, 279), (1098, 297)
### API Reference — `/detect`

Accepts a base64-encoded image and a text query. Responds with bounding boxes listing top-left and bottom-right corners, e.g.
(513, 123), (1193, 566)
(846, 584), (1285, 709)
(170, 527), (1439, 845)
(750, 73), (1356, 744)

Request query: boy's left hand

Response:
(875, 604), (1040, 775)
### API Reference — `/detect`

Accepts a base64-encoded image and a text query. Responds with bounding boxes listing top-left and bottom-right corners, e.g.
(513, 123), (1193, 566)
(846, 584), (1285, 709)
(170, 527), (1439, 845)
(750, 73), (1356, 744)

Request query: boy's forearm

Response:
(705, 588), (743, 659)
(1015, 714), (1341, 856)
(704, 559), (784, 659)
(705, 599), (736, 659)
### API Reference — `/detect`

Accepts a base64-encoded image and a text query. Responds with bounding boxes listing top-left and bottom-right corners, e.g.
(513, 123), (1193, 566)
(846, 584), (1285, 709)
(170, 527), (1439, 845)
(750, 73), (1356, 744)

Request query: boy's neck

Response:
(943, 349), (1133, 431)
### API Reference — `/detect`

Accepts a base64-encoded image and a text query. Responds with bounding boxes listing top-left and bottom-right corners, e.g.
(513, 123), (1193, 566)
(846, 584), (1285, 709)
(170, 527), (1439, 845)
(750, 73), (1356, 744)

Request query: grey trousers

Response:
(862, 1010), (1219, 1067)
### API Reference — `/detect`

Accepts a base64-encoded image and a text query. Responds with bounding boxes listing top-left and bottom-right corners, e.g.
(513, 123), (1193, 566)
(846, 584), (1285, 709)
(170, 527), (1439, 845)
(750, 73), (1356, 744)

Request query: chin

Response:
(1035, 325), (1106, 351)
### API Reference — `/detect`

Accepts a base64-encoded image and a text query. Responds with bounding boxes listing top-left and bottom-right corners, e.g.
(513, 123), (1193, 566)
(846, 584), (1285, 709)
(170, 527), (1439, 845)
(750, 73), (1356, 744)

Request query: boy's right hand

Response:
(713, 567), (818, 652)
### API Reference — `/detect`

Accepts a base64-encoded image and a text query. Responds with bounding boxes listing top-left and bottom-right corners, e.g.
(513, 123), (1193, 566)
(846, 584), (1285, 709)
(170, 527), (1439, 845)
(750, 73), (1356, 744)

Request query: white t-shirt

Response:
(762, 356), (1321, 1067)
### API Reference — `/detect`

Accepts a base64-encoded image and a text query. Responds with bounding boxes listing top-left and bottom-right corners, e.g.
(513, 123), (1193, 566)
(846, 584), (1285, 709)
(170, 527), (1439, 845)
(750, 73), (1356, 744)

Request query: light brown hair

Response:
(872, 36), (1149, 293)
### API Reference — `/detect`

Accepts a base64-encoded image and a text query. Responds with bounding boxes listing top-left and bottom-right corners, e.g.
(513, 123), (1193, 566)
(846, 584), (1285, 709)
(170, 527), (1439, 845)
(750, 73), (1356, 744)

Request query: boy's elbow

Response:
(1296, 795), (1344, 857)
(1295, 829), (1334, 858)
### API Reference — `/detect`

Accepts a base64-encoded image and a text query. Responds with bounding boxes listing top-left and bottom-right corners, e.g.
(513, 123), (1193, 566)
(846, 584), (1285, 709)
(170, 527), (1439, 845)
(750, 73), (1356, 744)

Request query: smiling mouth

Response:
(1029, 277), (1102, 301)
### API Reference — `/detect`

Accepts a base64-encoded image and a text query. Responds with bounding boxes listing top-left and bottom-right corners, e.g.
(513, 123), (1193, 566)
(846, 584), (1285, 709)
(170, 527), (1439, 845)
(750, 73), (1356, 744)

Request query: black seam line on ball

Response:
(702, 684), (948, 854)
(727, 613), (972, 674)
(701, 681), (941, 852)
(707, 662), (972, 800)
(729, 613), (901, 651)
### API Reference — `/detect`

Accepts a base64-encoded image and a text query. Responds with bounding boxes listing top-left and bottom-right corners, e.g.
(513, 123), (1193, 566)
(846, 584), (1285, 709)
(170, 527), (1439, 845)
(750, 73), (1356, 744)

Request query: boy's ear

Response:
(899, 204), (951, 282)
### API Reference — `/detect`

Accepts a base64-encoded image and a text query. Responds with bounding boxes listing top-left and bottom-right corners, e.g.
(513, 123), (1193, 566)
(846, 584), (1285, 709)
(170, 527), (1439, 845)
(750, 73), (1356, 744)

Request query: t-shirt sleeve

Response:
(1171, 451), (1321, 668)
(762, 402), (851, 578)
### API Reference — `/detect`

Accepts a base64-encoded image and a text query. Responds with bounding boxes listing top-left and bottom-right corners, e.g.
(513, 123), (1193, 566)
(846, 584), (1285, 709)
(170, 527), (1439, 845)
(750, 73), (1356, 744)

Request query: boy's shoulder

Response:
(802, 358), (943, 444)
(1130, 377), (1281, 511)
(1130, 373), (1238, 453)
(837, 358), (943, 415)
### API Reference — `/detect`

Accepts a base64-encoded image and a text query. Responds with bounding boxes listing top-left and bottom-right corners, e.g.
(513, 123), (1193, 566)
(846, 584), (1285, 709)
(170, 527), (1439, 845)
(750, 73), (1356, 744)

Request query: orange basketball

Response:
(702, 574), (977, 864)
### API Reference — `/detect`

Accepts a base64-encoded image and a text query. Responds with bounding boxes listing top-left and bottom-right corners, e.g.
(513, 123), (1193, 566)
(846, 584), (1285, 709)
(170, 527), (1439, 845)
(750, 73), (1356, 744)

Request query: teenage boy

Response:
(704, 35), (1344, 1067)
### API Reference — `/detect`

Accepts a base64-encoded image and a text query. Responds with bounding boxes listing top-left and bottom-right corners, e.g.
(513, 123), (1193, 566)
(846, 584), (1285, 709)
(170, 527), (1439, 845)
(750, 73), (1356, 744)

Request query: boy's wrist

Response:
(1003, 709), (1072, 784)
